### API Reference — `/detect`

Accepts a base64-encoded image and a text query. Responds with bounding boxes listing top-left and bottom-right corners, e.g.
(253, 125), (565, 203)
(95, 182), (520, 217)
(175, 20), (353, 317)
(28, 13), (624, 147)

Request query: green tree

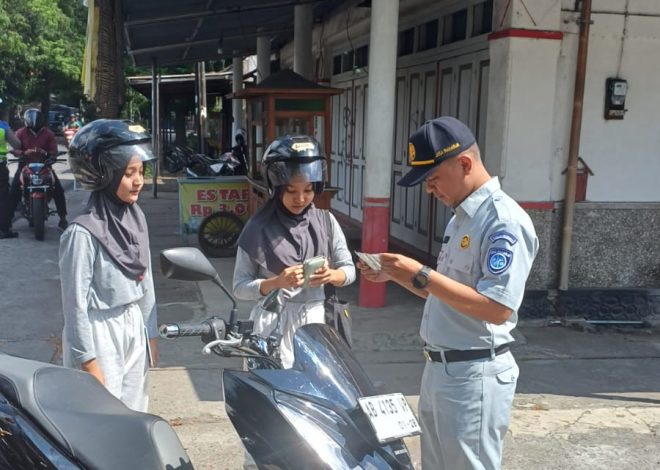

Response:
(0, 0), (86, 112)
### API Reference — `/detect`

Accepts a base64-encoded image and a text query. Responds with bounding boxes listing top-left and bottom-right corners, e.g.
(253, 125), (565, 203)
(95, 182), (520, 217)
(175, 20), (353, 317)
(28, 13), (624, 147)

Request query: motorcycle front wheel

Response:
(197, 211), (244, 258)
(32, 198), (46, 241)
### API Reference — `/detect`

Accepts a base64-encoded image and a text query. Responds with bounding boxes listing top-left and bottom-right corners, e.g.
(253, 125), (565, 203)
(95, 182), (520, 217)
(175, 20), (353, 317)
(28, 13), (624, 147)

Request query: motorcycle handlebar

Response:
(159, 321), (213, 339)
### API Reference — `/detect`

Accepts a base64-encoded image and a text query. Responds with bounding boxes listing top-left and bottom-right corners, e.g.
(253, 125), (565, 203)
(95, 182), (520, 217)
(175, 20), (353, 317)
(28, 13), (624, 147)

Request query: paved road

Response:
(1, 159), (659, 469)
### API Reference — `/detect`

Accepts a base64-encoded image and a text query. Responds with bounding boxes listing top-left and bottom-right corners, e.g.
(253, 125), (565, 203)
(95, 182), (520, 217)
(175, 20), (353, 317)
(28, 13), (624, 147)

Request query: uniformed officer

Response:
(359, 116), (539, 470)
(0, 98), (21, 239)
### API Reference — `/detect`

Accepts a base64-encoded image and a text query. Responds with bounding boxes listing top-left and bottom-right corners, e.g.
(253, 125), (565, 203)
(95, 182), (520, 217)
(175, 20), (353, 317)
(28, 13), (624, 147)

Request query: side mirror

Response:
(261, 288), (284, 314)
(160, 247), (218, 282)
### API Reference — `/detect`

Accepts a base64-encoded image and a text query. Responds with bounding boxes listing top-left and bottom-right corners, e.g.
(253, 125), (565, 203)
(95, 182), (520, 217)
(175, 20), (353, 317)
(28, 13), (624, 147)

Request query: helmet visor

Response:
(104, 143), (155, 170)
(24, 110), (42, 130)
(267, 158), (325, 188)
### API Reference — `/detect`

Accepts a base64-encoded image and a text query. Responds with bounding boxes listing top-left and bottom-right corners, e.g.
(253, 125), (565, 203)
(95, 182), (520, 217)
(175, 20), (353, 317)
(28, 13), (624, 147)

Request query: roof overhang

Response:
(127, 72), (233, 97)
(121, 0), (344, 68)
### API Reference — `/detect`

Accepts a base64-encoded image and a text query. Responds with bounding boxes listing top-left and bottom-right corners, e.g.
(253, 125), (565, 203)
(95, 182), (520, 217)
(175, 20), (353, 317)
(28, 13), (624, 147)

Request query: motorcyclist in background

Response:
(66, 114), (82, 130)
(0, 98), (21, 239)
(8, 108), (68, 231)
(231, 128), (249, 176)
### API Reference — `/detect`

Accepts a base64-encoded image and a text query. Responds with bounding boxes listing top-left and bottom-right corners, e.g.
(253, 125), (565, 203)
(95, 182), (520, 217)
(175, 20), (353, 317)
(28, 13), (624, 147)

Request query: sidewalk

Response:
(1, 173), (659, 469)
(137, 182), (660, 470)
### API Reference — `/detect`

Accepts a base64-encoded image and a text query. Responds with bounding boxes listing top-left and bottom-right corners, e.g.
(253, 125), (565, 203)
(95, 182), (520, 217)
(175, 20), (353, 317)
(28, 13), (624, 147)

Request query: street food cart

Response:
(177, 175), (249, 257)
(227, 69), (343, 214)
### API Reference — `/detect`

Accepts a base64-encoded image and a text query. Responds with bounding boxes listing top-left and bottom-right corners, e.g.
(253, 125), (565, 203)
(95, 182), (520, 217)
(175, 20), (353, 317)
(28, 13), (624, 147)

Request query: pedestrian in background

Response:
(359, 116), (539, 470)
(59, 119), (159, 412)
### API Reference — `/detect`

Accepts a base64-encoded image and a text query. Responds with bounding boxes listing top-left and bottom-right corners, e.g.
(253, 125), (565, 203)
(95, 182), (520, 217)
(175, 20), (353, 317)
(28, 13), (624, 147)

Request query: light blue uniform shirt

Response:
(420, 177), (539, 351)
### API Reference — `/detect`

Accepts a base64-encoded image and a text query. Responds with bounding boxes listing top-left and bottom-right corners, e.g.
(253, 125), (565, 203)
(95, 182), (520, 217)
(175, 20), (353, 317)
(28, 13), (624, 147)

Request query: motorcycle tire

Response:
(32, 198), (46, 241)
(197, 211), (244, 258)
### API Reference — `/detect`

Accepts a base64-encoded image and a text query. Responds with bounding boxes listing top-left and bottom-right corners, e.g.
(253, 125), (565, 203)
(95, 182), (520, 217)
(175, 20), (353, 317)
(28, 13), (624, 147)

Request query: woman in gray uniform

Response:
(232, 135), (355, 369)
(59, 119), (158, 412)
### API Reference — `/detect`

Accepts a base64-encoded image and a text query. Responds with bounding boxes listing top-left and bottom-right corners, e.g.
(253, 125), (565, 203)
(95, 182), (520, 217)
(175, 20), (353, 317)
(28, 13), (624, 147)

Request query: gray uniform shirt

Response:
(421, 177), (539, 350)
(233, 212), (356, 302)
(59, 224), (158, 366)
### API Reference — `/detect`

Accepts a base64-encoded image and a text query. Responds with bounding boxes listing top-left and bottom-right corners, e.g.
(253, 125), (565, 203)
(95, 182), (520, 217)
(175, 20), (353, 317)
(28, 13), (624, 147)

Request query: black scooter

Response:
(158, 247), (420, 470)
(0, 354), (192, 469)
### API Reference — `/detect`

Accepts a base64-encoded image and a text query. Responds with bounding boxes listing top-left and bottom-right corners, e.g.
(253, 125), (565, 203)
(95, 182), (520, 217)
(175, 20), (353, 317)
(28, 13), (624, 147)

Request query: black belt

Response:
(424, 344), (510, 363)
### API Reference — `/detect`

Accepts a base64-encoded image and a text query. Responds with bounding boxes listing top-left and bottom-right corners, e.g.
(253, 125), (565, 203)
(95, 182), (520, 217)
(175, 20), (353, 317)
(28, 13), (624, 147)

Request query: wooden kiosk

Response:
(227, 69), (343, 214)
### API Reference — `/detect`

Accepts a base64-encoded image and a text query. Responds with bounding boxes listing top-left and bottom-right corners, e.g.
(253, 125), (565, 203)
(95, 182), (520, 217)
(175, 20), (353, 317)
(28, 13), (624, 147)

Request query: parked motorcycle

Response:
(8, 150), (67, 240)
(0, 352), (193, 469)
(164, 144), (245, 177)
(158, 247), (420, 469)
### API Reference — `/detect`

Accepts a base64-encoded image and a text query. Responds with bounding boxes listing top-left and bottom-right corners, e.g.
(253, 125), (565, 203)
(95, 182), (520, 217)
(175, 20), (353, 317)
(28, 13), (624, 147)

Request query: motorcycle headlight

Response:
(31, 174), (42, 185)
(274, 391), (358, 470)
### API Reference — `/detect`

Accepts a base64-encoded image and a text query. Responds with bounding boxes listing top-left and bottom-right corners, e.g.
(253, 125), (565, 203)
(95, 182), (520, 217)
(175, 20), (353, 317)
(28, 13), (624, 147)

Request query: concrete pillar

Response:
(485, 0), (562, 201)
(257, 35), (270, 84)
(196, 61), (208, 154)
(151, 58), (160, 199)
(294, 4), (313, 80)
(232, 56), (244, 142)
(359, 0), (399, 308)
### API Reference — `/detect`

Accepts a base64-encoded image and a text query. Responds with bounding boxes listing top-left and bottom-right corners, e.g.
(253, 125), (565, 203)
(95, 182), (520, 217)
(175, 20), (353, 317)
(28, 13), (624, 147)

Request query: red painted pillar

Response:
(358, 0), (399, 308)
(359, 198), (390, 307)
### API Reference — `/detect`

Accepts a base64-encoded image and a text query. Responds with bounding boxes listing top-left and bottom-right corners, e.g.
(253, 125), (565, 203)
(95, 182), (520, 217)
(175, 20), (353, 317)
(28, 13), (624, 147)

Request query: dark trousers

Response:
(8, 163), (67, 220)
(0, 162), (11, 231)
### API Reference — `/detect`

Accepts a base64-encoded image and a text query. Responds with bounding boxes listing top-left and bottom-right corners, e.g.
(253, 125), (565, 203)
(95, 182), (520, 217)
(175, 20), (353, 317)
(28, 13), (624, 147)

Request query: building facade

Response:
(279, 0), (660, 292)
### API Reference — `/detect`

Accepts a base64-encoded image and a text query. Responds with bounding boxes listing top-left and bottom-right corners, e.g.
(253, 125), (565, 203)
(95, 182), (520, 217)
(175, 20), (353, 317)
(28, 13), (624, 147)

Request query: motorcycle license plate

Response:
(358, 393), (421, 443)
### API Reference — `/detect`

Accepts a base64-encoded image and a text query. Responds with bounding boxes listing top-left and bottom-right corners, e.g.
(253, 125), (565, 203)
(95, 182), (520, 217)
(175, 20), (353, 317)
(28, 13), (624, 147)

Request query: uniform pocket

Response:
(447, 250), (474, 274)
(496, 362), (519, 384)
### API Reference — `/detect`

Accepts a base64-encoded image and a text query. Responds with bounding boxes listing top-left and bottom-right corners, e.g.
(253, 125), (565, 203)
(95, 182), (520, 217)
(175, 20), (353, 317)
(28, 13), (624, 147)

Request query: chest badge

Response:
(460, 235), (470, 249)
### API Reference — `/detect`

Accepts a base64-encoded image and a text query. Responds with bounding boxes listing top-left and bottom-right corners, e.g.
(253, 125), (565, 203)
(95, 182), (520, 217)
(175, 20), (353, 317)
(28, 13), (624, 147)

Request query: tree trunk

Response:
(95, 0), (123, 118)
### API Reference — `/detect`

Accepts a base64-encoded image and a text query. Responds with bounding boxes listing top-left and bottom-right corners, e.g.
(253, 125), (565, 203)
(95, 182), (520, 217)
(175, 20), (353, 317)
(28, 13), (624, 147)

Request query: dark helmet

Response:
(261, 135), (326, 196)
(23, 108), (44, 132)
(235, 128), (246, 145)
(68, 119), (155, 191)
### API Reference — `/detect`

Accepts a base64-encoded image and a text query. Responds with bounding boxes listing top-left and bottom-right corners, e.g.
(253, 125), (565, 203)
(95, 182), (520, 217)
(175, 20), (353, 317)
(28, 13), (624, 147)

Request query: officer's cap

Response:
(398, 116), (476, 187)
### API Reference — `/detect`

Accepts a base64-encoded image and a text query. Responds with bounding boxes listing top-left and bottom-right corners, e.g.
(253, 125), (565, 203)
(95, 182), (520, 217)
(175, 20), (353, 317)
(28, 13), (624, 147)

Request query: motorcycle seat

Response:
(0, 353), (192, 470)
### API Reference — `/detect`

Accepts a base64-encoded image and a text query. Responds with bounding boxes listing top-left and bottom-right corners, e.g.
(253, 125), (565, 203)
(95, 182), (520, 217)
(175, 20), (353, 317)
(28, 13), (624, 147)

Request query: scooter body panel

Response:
(223, 324), (415, 470)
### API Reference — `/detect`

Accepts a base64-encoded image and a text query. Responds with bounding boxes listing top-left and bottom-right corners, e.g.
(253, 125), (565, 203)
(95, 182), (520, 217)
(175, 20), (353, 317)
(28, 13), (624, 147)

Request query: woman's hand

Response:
(278, 265), (304, 289)
(308, 260), (345, 288)
(149, 338), (160, 367)
(81, 358), (105, 385)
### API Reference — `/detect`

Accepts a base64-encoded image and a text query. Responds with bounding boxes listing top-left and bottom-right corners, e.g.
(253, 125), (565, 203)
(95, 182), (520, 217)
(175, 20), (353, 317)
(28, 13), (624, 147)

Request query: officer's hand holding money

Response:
(356, 259), (391, 283)
(379, 253), (423, 285)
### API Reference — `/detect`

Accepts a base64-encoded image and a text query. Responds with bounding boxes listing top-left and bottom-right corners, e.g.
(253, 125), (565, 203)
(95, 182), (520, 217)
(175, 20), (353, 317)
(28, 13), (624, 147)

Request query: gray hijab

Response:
(73, 166), (150, 281)
(237, 187), (329, 275)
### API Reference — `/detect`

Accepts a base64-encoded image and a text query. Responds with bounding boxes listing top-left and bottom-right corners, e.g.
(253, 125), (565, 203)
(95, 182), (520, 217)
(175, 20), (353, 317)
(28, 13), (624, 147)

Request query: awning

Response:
(128, 71), (234, 97)
(121, 0), (344, 67)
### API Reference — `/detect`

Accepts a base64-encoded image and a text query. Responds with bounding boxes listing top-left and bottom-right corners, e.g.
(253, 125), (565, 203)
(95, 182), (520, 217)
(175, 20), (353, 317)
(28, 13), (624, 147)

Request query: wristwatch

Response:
(412, 265), (432, 289)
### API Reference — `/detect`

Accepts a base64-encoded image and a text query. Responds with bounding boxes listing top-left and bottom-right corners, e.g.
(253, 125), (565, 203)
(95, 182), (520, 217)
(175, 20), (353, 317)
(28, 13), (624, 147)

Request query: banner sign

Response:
(177, 176), (250, 234)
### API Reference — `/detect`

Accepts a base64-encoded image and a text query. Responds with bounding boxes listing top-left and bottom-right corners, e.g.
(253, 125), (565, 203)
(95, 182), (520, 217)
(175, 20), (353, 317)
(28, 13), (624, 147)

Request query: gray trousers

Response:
(64, 303), (149, 412)
(419, 351), (518, 470)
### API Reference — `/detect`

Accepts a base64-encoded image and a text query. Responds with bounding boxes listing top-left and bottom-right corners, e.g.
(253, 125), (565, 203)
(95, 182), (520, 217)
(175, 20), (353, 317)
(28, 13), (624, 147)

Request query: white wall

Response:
(550, 1), (660, 202)
(486, 0), (562, 201)
(486, 36), (562, 201)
